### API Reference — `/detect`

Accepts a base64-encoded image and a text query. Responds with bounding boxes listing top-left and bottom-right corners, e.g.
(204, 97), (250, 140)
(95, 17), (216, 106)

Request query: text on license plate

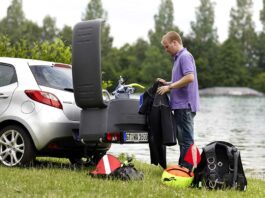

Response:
(124, 132), (148, 143)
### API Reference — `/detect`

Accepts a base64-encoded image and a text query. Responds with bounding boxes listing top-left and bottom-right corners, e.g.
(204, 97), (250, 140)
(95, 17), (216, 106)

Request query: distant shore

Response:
(199, 87), (264, 96)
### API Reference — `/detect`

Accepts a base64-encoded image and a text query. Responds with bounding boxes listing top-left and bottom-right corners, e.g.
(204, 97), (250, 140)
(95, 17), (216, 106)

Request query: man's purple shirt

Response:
(170, 48), (200, 112)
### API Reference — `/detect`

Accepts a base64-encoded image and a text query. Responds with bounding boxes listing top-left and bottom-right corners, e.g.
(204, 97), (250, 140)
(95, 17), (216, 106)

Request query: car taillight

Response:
(25, 90), (63, 109)
(105, 132), (121, 143)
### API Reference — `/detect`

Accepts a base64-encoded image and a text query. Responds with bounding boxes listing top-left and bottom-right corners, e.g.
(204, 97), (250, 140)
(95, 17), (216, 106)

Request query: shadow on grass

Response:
(19, 157), (96, 171)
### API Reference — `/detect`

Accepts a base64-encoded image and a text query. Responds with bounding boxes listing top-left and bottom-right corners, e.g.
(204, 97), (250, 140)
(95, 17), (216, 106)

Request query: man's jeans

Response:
(174, 109), (196, 170)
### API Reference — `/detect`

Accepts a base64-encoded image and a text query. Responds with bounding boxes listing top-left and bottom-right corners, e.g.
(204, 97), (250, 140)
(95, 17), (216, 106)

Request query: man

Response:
(157, 31), (200, 170)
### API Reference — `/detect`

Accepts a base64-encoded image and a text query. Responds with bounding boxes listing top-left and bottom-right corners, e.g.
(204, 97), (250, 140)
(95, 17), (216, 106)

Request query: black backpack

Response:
(192, 141), (247, 191)
(110, 165), (144, 181)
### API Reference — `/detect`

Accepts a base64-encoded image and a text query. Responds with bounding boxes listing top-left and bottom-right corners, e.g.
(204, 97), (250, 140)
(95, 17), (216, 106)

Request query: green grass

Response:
(0, 157), (264, 198)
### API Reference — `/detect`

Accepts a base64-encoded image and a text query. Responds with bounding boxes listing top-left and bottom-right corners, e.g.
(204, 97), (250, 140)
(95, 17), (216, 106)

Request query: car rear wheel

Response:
(0, 125), (35, 167)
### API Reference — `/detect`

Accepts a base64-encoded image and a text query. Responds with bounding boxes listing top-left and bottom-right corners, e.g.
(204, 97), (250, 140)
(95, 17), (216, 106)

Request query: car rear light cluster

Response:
(105, 132), (121, 143)
(25, 90), (63, 109)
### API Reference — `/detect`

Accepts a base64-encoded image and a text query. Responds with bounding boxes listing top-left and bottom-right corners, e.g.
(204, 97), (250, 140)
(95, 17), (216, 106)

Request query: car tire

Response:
(0, 125), (35, 167)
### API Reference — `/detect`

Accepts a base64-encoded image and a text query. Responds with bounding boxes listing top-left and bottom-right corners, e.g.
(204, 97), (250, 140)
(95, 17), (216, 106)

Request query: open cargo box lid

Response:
(72, 19), (107, 109)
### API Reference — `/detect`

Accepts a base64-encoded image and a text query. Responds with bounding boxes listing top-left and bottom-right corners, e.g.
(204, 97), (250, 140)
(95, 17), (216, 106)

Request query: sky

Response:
(0, 0), (263, 47)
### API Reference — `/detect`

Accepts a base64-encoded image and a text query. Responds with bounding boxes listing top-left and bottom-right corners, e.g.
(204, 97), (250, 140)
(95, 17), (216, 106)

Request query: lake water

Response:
(108, 96), (265, 179)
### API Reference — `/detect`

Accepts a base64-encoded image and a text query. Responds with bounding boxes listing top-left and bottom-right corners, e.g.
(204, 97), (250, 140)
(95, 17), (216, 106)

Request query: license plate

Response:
(123, 132), (148, 143)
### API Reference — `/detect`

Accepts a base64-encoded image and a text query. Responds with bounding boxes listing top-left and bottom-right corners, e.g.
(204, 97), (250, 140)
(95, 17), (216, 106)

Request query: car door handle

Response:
(0, 93), (9, 99)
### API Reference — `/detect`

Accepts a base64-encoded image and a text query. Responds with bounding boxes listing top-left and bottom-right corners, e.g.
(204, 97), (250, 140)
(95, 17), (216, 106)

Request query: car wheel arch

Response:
(0, 120), (37, 151)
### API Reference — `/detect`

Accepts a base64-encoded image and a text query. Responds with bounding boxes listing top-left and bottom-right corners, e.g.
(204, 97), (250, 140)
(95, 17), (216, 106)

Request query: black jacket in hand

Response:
(139, 82), (176, 169)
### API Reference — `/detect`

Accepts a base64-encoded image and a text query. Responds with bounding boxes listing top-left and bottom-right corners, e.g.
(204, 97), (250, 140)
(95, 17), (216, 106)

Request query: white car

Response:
(0, 57), (110, 167)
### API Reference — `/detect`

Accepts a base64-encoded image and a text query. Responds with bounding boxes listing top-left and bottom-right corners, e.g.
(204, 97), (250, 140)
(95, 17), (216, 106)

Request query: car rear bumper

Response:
(38, 136), (111, 158)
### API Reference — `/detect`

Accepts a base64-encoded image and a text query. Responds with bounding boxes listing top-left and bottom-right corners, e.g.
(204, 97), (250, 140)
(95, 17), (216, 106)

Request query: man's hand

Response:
(157, 85), (170, 95)
(156, 78), (167, 85)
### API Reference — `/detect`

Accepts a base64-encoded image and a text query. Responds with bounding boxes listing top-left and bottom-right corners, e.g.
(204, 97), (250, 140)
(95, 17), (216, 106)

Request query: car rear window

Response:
(30, 65), (73, 91)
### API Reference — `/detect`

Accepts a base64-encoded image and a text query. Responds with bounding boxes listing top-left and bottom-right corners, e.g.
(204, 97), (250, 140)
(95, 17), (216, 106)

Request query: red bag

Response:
(184, 144), (201, 171)
(90, 154), (121, 176)
(90, 154), (144, 180)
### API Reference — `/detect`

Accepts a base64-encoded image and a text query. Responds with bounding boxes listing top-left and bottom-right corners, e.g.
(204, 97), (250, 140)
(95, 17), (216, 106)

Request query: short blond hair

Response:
(161, 31), (183, 45)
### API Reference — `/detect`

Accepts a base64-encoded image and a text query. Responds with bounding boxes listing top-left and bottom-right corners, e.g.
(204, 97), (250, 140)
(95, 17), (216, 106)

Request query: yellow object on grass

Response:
(161, 165), (194, 188)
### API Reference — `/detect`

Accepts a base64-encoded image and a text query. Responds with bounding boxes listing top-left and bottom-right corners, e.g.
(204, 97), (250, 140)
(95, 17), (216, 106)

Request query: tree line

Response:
(0, 0), (265, 93)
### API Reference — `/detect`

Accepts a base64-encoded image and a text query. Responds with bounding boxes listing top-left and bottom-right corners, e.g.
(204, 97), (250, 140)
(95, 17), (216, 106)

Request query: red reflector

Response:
(25, 90), (63, 109)
(106, 132), (121, 142)
(47, 143), (60, 149)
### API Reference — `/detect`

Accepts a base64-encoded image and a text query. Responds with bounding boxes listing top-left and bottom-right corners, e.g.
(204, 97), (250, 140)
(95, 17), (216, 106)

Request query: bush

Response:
(252, 72), (265, 93)
(0, 35), (71, 64)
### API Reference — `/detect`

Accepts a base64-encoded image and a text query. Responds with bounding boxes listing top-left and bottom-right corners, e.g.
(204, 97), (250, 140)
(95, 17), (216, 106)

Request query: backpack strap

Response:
(216, 141), (244, 190)
(203, 142), (220, 188)
(217, 141), (235, 170)
(237, 152), (247, 191)
(232, 148), (239, 188)
(204, 142), (217, 172)
(217, 142), (240, 188)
